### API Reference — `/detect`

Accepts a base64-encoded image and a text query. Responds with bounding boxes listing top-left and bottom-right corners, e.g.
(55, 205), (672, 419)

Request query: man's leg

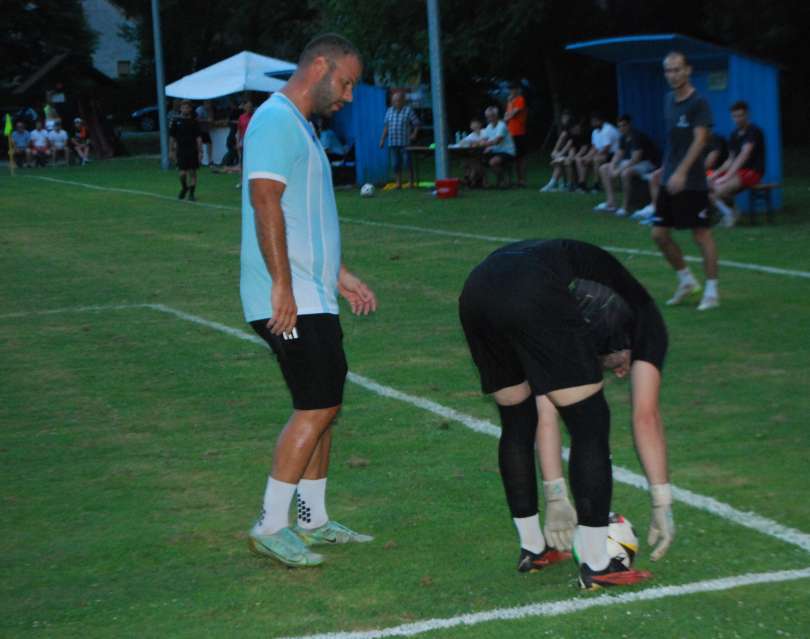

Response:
(188, 169), (197, 201)
(620, 168), (634, 212)
(597, 163), (616, 209)
(178, 169), (188, 199)
(406, 150), (415, 188)
(489, 155), (504, 186)
(492, 382), (569, 572)
(711, 174), (742, 227)
(652, 225), (702, 305)
(693, 227), (719, 310)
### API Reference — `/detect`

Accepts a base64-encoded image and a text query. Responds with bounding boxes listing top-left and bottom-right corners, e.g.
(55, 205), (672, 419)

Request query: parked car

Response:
(130, 106), (162, 132)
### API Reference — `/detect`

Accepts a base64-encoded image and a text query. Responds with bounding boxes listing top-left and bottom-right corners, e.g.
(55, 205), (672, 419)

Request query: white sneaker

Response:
(593, 202), (617, 213)
(631, 203), (655, 220)
(614, 208), (628, 217)
(720, 209), (737, 228)
(540, 181), (557, 192)
(666, 280), (702, 306)
(697, 295), (719, 311)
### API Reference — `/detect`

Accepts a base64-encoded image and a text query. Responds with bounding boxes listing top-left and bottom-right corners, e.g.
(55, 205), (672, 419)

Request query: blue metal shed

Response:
(331, 83), (389, 186)
(566, 34), (782, 210)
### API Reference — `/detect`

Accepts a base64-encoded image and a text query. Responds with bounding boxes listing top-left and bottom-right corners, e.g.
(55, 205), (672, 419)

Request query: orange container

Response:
(436, 178), (460, 199)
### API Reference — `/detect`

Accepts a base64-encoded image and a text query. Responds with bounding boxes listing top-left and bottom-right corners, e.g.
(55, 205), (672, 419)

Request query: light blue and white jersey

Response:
(240, 92), (341, 322)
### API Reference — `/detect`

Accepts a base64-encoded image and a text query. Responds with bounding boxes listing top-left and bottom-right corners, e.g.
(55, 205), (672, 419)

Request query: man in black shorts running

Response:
(651, 51), (719, 311)
(169, 100), (202, 201)
(459, 239), (674, 589)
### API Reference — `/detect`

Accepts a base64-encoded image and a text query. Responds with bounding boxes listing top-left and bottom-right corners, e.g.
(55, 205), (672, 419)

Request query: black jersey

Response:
(488, 239), (668, 370)
(729, 124), (765, 174)
(169, 116), (201, 151)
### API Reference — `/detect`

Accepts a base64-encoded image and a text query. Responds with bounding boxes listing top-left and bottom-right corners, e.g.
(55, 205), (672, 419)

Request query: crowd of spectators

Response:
(538, 100), (765, 228)
(10, 111), (92, 168)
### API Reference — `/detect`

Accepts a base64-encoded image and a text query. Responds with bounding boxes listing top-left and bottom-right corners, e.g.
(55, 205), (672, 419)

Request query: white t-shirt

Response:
(48, 130), (69, 150)
(240, 93), (341, 322)
(592, 122), (620, 154)
(30, 129), (50, 149)
(482, 121), (516, 156)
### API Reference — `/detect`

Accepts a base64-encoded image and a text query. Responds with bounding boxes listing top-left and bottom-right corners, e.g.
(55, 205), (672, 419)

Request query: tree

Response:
(2, 0), (97, 92)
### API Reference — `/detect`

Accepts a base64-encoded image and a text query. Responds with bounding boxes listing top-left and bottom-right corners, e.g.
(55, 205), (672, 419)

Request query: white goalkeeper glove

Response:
(648, 483), (675, 561)
(543, 478), (577, 551)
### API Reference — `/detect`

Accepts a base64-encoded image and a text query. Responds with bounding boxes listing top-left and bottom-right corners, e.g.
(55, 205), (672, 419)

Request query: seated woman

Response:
(540, 109), (574, 192)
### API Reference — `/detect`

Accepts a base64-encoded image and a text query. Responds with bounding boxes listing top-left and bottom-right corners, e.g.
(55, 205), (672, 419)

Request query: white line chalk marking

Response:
(278, 567), (810, 639)
(21, 175), (810, 280)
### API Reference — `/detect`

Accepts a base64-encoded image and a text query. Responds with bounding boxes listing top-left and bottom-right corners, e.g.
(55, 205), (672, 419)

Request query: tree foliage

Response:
(3, 0), (97, 91)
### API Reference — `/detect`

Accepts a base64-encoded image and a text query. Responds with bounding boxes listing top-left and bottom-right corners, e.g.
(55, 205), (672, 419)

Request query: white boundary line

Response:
(278, 567), (810, 639)
(6, 302), (810, 637)
(20, 175), (810, 281)
(6, 302), (810, 556)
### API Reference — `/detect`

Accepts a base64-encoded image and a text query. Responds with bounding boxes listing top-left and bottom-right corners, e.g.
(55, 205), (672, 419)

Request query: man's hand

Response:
(267, 283), (297, 336)
(339, 267), (377, 316)
(666, 171), (686, 195)
(648, 483), (675, 561)
(543, 478), (577, 551)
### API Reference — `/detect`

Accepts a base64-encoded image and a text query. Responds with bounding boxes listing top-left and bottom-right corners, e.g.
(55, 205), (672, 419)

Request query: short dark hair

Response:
(299, 33), (361, 67)
(730, 100), (749, 113)
(618, 114), (632, 124)
(508, 81), (521, 90)
(590, 111), (604, 121)
(664, 50), (690, 67)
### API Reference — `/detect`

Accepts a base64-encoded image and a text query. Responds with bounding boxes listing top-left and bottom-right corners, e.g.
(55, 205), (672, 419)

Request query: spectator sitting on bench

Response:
(540, 109), (574, 192)
(48, 120), (70, 165)
(480, 105), (516, 187)
(319, 124), (350, 163)
(29, 120), (51, 166)
(708, 100), (765, 227)
(594, 114), (660, 216)
(576, 111), (620, 193)
(11, 120), (33, 168)
(71, 117), (91, 165)
(459, 118), (486, 188)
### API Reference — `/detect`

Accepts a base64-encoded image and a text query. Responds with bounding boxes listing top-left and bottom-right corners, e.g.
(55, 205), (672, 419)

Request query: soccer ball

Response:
(360, 183), (375, 197)
(607, 512), (639, 568)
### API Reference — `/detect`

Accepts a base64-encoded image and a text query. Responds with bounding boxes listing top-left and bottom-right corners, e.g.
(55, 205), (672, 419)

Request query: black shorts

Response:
(250, 314), (348, 410)
(459, 253), (602, 396)
(513, 135), (528, 158)
(654, 189), (711, 229)
(176, 148), (200, 171)
(200, 131), (212, 144)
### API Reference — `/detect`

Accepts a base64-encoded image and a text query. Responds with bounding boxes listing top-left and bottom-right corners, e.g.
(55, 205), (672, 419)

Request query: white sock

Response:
(296, 478), (329, 529)
(573, 525), (610, 570)
(513, 514), (546, 554)
(254, 477), (296, 535)
(704, 279), (719, 299)
(677, 267), (697, 286)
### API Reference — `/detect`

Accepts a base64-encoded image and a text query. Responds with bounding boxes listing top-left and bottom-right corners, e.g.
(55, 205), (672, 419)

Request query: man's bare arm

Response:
(250, 178), (297, 335)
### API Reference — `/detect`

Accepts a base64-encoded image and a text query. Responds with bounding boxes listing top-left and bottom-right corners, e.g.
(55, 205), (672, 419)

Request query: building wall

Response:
(81, 0), (138, 79)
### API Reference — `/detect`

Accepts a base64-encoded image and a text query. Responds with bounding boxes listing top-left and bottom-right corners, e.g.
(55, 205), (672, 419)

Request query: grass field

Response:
(2, 155), (810, 638)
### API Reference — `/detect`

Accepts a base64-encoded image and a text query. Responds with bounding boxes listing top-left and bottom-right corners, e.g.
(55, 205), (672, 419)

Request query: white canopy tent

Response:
(165, 51), (296, 99)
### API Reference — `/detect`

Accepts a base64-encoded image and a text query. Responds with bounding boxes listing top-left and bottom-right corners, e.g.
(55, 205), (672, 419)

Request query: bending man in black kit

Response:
(459, 239), (674, 590)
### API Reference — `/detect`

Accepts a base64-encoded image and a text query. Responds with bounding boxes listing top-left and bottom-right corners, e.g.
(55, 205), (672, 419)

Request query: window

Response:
(117, 60), (131, 77)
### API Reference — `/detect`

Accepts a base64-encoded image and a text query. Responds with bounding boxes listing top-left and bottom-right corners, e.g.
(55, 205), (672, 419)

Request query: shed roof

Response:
(565, 34), (773, 67)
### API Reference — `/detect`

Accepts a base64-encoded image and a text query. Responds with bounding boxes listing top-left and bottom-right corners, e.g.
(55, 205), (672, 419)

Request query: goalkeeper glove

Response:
(543, 478), (577, 551)
(648, 483), (675, 561)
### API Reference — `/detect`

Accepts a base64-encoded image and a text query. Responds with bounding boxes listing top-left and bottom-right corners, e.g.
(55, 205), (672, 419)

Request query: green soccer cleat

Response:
(248, 527), (324, 567)
(293, 520), (374, 546)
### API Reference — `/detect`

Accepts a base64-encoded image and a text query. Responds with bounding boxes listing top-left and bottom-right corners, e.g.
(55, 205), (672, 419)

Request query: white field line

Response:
(6, 302), (809, 556)
(21, 175), (810, 281)
(279, 567), (810, 639)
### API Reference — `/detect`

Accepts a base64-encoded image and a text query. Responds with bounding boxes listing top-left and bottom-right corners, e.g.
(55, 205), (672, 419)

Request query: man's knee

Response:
(651, 227), (671, 247)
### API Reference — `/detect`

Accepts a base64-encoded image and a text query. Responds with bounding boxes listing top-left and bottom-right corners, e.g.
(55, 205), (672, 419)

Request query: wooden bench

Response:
(746, 182), (780, 223)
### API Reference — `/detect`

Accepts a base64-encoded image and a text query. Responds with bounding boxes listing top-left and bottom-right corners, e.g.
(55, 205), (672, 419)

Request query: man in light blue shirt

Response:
(241, 34), (378, 568)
